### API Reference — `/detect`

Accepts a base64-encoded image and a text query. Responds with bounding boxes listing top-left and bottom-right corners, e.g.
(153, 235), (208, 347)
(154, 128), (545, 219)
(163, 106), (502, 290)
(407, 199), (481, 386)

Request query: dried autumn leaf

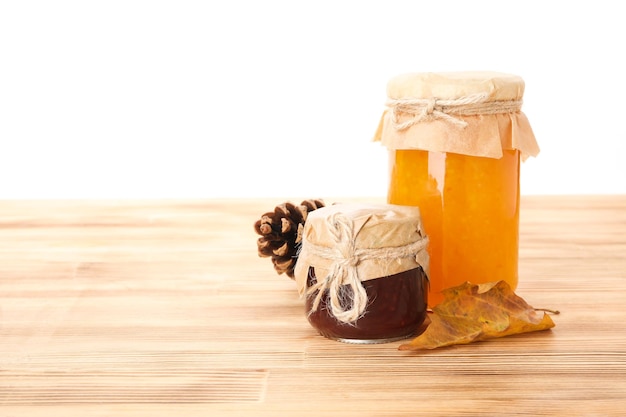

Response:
(398, 281), (555, 351)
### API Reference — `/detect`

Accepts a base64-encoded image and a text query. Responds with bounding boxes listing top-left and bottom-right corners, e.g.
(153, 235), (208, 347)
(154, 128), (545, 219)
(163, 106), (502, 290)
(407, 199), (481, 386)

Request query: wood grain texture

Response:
(1, 196), (625, 416)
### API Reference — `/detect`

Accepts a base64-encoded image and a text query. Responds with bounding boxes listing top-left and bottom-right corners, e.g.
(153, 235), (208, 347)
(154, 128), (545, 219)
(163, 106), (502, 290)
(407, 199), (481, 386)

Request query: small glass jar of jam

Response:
(293, 203), (430, 343)
(373, 71), (539, 306)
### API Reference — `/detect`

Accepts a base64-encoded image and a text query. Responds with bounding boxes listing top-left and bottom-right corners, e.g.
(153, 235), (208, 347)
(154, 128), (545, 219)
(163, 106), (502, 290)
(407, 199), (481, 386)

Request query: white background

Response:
(1, 0), (624, 199)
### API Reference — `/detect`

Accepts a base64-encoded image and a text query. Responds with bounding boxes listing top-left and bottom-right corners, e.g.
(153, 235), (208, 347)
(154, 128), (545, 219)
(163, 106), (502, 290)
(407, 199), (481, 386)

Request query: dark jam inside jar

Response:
(305, 267), (428, 343)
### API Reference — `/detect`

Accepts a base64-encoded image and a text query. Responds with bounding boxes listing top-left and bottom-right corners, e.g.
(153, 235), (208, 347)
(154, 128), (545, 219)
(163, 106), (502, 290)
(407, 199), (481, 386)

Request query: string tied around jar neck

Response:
(387, 92), (523, 131)
(302, 212), (429, 324)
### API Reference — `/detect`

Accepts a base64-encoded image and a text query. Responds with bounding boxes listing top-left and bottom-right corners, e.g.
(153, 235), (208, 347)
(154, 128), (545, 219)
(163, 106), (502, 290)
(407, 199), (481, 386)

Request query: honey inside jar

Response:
(388, 148), (520, 306)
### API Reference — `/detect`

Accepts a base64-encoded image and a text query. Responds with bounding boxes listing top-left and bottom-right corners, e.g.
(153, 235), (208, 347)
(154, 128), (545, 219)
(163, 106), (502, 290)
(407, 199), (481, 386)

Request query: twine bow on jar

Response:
(387, 92), (523, 130)
(302, 212), (429, 324)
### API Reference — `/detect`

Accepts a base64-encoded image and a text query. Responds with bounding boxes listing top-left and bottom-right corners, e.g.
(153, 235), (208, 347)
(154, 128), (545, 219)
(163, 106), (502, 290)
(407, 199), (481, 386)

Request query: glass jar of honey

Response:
(293, 203), (430, 343)
(373, 71), (539, 306)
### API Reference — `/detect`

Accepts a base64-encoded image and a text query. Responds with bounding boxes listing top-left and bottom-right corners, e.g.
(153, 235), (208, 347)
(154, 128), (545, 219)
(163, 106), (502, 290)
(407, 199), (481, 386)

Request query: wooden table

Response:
(1, 196), (625, 416)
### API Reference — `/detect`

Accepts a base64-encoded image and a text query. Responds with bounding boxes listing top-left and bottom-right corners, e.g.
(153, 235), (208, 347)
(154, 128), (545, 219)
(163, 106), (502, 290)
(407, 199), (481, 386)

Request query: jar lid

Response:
(373, 71), (539, 159)
(386, 71), (525, 101)
(293, 203), (429, 297)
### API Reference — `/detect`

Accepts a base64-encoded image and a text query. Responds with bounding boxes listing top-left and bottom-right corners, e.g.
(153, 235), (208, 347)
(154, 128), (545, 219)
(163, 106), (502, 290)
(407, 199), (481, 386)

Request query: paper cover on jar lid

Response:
(372, 71), (540, 160)
(293, 203), (429, 297)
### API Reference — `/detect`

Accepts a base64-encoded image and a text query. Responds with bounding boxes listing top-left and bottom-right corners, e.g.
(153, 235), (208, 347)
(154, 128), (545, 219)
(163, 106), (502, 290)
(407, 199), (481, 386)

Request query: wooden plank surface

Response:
(1, 195), (625, 416)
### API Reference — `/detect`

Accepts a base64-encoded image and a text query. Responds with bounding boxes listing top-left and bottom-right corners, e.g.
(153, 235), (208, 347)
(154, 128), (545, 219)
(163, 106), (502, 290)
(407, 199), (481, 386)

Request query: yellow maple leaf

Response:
(398, 281), (556, 351)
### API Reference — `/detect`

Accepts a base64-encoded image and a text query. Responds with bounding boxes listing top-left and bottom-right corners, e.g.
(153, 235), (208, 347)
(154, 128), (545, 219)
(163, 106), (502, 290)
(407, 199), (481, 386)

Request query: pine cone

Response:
(254, 199), (325, 278)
